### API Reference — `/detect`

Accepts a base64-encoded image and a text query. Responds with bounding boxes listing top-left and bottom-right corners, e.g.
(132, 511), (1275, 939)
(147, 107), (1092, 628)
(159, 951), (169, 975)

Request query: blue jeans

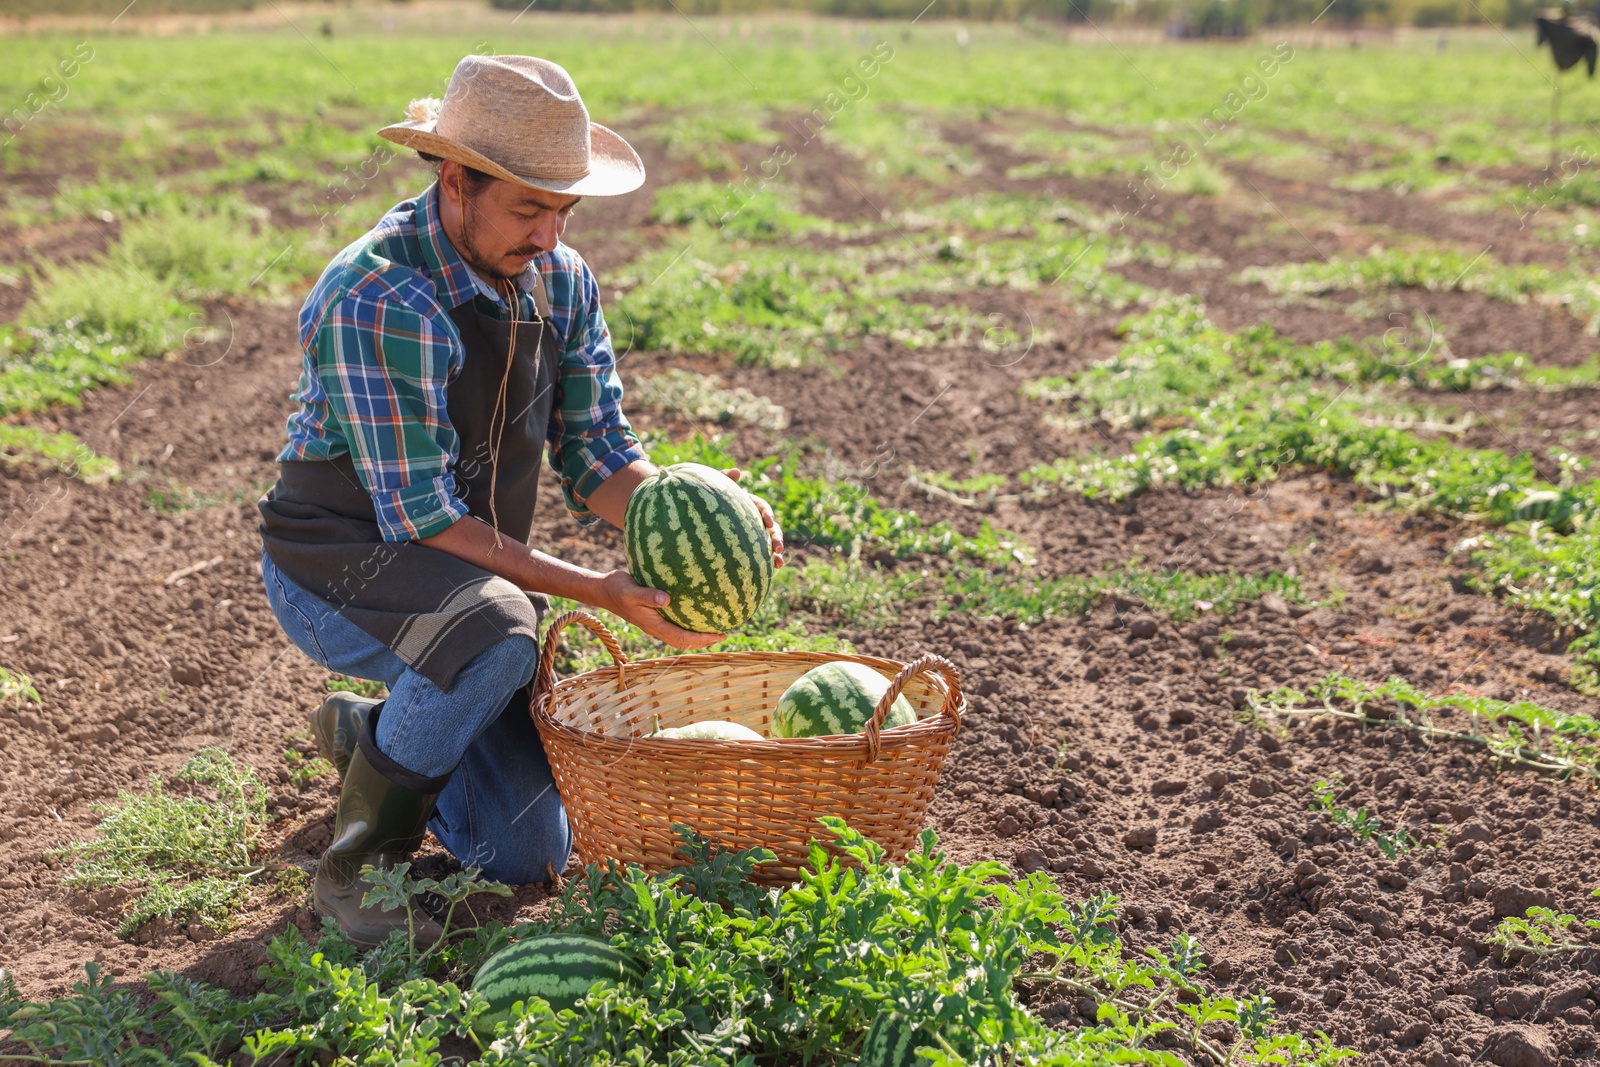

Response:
(261, 547), (571, 884)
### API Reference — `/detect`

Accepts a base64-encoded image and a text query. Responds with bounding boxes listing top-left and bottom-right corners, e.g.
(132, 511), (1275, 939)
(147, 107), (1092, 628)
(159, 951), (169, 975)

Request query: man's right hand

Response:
(596, 570), (725, 651)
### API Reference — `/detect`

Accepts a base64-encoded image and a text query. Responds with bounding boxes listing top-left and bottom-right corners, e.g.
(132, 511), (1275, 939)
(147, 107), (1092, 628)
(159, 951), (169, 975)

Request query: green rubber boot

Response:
(312, 705), (450, 949)
(310, 692), (378, 779)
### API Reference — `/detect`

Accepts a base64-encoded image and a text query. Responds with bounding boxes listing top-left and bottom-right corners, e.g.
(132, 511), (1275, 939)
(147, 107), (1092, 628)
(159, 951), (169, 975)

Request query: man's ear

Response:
(439, 159), (462, 207)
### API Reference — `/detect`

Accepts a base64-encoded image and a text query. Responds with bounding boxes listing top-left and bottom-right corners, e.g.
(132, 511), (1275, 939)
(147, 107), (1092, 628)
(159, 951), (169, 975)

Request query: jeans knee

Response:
(466, 633), (539, 696)
(464, 806), (571, 885)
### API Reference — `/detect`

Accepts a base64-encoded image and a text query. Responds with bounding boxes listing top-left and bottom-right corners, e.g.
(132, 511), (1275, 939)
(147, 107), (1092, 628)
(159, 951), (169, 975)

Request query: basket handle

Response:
(864, 654), (963, 761)
(532, 610), (630, 715)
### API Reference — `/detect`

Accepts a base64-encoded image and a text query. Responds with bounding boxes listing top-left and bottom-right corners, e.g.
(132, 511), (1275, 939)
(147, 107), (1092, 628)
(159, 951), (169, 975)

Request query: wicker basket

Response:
(530, 610), (965, 883)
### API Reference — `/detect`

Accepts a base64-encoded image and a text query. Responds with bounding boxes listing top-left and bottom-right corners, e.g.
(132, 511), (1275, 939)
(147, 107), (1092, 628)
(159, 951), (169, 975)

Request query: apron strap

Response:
(529, 265), (552, 321)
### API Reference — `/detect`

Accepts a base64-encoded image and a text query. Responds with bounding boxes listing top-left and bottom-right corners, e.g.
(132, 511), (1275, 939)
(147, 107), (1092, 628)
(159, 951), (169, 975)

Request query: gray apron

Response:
(259, 273), (562, 693)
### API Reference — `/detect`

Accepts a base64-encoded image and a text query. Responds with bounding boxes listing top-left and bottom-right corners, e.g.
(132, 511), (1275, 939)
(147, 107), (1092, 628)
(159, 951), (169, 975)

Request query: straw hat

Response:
(378, 55), (644, 197)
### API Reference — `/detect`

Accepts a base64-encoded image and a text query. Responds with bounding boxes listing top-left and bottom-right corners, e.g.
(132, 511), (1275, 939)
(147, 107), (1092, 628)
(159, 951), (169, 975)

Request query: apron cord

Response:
(488, 273), (545, 551)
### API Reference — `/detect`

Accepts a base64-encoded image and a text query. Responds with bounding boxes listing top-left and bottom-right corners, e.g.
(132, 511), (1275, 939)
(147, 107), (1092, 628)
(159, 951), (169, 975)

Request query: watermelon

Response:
(772, 661), (917, 739)
(471, 934), (644, 1036)
(652, 719), (765, 741)
(1511, 489), (1579, 533)
(859, 1012), (927, 1067)
(624, 462), (774, 633)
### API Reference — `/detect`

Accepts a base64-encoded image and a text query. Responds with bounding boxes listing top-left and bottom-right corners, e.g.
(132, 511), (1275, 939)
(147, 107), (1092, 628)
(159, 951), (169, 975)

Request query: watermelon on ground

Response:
(624, 462), (774, 633)
(771, 660), (917, 739)
(859, 1011), (927, 1067)
(471, 934), (644, 1036)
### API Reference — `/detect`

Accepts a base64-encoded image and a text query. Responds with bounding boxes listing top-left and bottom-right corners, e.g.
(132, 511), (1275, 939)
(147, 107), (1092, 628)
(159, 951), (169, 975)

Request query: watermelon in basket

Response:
(530, 611), (965, 884)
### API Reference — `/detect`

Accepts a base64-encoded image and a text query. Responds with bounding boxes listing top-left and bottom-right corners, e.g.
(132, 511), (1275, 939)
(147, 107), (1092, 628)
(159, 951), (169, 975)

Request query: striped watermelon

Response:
(1511, 489), (1580, 533)
(471, 934), (644, 1036)
(860, 1012), (926, 1067)
(772, 661), (917, 739)
(624, 462), (774, 633)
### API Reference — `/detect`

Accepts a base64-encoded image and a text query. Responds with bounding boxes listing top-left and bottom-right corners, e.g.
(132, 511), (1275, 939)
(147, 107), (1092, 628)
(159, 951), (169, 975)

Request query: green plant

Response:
(143, 478), (274, 514)
(630, 368), (787, 430)
(1487, 891), (1600, 960)
(939, 561), (1305, 626)
(0, 426), (120, 482)
(1309, 777), (1419, 859)
(282, 748), (332, 791)
(324, 674), (386, 699)
(1248, 674), (1600, 782)
(0, 665), (40, 706)
(356, 862), (513, 971)
(1238, 247), (1600, 326)
(0, 823), (1350, 1066)
(46, 748), (272, 937)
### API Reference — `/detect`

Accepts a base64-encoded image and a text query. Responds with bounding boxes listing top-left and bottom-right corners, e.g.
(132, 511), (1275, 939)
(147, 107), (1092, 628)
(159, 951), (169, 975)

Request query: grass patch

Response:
(46, 749), (271, 938)
(144, 477), (273, 513)
(3, 195), (323, 421)
(1022, 297), (1599, 434)
(649, 180), (832, 242)
(630, 368), (787, 430)
(1238, 247), (1600, 328)
(0, 425), (119, 483)
(899, 192), (1109, 237)
(1014, 299), (1600, 672)
(939, 561), (1305, 626)
(612, 224), (1148, 368)
(642, 107), (772, 176)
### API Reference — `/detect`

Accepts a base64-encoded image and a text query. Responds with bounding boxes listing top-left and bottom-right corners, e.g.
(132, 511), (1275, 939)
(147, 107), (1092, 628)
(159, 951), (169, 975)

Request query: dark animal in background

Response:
(1534, 10), (1598, 166)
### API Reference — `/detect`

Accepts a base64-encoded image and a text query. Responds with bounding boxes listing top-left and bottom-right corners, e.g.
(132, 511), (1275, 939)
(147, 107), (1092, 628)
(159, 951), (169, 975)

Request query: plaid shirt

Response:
(279, 182), (645, 541)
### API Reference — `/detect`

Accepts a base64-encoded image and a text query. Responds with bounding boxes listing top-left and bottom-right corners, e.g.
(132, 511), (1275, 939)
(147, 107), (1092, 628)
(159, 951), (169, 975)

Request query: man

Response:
(257, 54), (783, 947)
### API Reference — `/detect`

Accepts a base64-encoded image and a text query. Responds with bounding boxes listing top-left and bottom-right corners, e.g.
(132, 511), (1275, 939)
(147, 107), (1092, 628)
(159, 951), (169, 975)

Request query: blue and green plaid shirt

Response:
(280, 181), (645, 541)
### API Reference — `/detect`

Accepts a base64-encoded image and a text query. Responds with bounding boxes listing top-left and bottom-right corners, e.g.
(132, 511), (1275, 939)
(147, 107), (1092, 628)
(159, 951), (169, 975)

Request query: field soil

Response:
(3, 103), (1600, 1067)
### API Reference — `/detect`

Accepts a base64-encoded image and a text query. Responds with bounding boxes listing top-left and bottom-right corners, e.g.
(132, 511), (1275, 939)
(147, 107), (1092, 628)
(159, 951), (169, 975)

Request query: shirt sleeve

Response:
(312, 284), (468, 542)
(547, 258), (647, 526)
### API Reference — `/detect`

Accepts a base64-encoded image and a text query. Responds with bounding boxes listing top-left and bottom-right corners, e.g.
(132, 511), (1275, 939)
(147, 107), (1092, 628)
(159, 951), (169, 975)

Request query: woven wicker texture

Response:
(530, 610), (965, 883)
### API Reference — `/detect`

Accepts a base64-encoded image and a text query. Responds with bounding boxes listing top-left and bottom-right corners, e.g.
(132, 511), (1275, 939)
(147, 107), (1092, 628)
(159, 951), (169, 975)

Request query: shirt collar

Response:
(416, 181), (536, 310)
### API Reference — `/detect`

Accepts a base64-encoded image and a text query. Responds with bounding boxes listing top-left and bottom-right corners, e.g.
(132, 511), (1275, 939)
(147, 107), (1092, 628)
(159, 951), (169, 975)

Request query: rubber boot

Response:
(309, 692), (378, 779)
(313, 704), (450, 949)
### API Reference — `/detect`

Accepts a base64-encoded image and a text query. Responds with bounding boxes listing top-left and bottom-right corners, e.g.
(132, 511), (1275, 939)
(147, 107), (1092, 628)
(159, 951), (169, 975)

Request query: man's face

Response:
(440, 160), (581, 282)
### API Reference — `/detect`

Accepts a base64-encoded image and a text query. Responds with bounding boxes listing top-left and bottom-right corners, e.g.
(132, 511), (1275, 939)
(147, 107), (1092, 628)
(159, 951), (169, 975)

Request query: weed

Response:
(1487, 891), (1600, 960)
(46, 748), (272, 937)
(0, 426), (120, 483)
(649, 180), (831, 241)
(629, 368), (787, 430)
(940, 561), (1306, 626)
(1309, 777), (1419, 859)
(282, 748), (332, 791)
(1239, 247), (1600, 326)
(144, 478), (273, 514)
(0, 665), (40, 706)
(325, 674), (386, 699)
(1250, 674), (1600, 782)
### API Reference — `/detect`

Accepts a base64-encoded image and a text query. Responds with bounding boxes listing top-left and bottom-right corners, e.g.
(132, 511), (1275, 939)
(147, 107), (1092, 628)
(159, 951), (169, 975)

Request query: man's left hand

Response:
(723, 467), (784, 569)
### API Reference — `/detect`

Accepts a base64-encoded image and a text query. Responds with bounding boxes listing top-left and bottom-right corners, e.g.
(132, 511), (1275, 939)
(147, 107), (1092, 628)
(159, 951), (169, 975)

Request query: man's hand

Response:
(722, 467), (784, 569)
(597, 569), (725, 651)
